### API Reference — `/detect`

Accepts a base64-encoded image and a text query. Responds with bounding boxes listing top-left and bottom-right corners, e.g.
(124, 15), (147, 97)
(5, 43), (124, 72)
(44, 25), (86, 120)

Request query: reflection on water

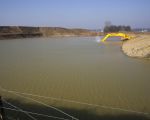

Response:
(0, 37), (150, 117)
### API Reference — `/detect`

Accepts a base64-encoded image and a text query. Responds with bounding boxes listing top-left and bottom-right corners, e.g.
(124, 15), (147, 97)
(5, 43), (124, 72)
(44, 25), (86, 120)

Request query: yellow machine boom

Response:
(101, 33), (132, 42)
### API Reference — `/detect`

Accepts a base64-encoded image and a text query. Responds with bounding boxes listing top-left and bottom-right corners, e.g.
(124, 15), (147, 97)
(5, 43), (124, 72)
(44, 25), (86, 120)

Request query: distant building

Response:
(141, 29), (148, 32)
(133, 28), (150, 32)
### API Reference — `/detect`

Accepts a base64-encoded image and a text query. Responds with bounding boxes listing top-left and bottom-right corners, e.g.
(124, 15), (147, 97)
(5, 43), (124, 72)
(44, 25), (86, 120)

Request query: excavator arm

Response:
(101, 33), (132, 42)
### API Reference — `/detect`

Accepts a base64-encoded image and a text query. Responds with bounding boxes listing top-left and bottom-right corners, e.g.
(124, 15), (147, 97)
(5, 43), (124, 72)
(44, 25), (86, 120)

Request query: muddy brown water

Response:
(0, 37), (150, 119)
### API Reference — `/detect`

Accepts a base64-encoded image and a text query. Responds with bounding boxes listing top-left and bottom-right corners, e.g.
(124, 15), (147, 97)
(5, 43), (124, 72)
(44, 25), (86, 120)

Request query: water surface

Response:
(0, 37), (150, 119)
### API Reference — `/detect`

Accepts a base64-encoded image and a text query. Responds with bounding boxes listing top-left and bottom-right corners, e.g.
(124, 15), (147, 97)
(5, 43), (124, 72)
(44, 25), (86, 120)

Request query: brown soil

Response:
(122, 33), (150, 59)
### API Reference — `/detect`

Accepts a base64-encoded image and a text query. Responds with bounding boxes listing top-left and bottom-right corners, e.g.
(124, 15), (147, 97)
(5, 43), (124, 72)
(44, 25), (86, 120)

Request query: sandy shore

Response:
(122, 33), (150, 59)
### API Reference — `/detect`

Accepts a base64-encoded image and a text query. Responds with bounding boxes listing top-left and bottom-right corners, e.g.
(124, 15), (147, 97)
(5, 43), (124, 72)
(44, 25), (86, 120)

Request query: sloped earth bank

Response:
(122, 34), (150, 59)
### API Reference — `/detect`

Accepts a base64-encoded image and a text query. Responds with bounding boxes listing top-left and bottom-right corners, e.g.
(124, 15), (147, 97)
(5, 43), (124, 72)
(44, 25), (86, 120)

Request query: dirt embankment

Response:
(0, 26), (42, 39)
(122, 33), (150, 59)
(0, 26), (101, 39)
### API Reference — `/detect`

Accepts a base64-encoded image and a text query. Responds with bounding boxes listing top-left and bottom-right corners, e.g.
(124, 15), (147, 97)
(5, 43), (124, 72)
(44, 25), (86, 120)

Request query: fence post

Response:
(0, 96), (5, 120)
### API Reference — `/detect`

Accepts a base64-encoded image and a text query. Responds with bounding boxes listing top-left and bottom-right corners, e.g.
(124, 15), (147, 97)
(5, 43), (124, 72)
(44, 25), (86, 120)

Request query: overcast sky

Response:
(0, 0), (150, 29)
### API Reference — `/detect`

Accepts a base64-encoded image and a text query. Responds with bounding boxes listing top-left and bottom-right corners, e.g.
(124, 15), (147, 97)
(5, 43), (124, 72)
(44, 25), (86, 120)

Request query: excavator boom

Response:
(101, 33), (132, 42)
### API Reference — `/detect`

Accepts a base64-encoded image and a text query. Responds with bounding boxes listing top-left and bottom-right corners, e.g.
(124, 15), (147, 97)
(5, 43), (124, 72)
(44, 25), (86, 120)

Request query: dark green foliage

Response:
(104, 25), (131, 33)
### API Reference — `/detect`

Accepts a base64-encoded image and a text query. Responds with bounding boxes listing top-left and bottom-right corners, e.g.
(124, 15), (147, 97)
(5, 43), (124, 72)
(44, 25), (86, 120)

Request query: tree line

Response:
(104, 25), (131, 33)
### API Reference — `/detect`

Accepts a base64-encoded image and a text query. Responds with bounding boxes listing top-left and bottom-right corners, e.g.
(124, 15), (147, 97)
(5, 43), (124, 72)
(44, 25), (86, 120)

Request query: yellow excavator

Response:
(101, 32), (132, 42)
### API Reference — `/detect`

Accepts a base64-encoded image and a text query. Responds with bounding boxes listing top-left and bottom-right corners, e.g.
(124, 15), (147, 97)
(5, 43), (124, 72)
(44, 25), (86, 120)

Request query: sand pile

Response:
(122, 34), (150, 58)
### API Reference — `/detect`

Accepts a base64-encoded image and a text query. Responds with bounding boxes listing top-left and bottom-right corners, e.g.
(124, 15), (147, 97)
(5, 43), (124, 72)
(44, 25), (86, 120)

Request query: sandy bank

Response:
(122, 33), (150, 59)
